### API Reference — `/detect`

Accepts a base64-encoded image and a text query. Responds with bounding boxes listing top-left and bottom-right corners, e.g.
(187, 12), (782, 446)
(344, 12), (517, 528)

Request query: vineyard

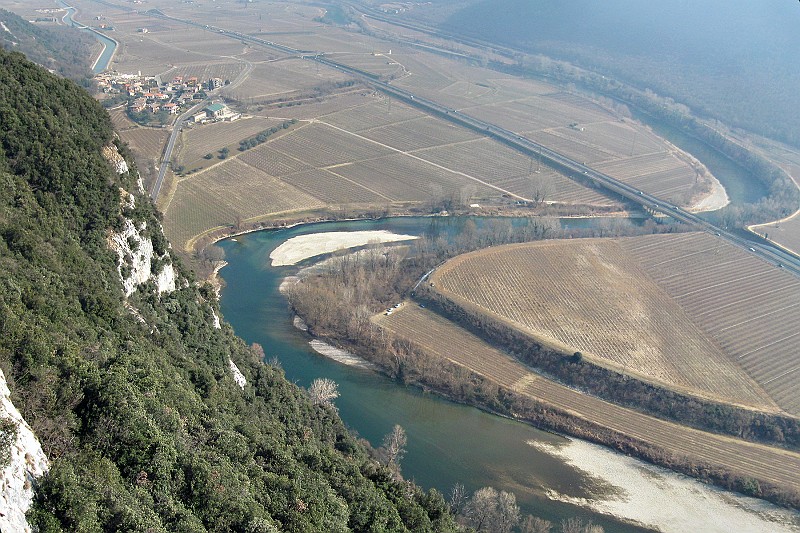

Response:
(164, 158), (324, 250)
(593, 152), (700, 203)
(163, 61), (246, 86)
(619, 233), (800, 415)
(108, 108), (137, 132)
(228, 59), (349, 101)
(175, 117), (283, 166)
(376, 305), (800, 493)
(329, 52), (406, 78)
(383, 51), (713, 208)
(118, 127), (170, 164)
(751, 214), (800, 257)
(430, 238), (779, 411)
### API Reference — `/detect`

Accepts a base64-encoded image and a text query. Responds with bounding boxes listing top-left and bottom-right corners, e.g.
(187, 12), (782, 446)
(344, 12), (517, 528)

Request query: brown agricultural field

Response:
(163, 158), (324, 251)
(173, 116), (285, 167)
(619, 232), (800, 415)
(375, 304), (800, 494)
(163, 93), (620, 252)
(108, 108), (137, 132)
(162, 62), (247, 87)
(224, 58), (351, 102)
(118, 127), (170, 166)
(429, 234), (798, 413)
(750, 166), (800, 255)
(751, 213), (800, 257)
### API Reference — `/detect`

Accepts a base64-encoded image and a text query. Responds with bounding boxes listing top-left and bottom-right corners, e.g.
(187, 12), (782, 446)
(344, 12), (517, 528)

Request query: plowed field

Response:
(430, 235), (795, 413)
(376, 305), (800, 493)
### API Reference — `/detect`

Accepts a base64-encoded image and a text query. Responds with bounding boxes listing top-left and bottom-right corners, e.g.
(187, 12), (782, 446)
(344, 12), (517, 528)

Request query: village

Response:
(96, 71), (240, 125)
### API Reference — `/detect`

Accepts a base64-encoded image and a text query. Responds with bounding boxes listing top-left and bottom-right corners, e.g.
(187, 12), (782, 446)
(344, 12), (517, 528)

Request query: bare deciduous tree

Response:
(464, 486), (520, 532)
(520, 515), (552, 533)
(561, 517), (604, 533)
(381, 424), (407, 472)
(308, 378), (339, 410)
(449, 483), (467, 516)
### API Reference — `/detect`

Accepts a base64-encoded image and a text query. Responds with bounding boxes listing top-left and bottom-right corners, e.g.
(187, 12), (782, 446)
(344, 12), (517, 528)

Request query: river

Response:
(218, 216), (799, 532)
(59, 1), (117, 73)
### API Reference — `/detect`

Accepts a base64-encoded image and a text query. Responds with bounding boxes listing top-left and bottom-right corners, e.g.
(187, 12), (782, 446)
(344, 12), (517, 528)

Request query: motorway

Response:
(140, 7), (800, 277)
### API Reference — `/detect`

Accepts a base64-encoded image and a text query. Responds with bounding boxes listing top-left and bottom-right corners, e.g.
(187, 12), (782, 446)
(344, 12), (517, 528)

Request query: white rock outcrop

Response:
(228, 359), (247, 390)
(109, 188), (176, 298)
(109, 217), (176, 297)
(102, 144), (129, 175)
(0, 369), (49, 533)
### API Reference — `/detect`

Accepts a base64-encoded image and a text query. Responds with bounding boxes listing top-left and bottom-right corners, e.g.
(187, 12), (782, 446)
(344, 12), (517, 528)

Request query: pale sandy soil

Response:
(269, 231), (418, 266)
(308, 340), (378, 370)
(688, 174), (730, 212)
(529, 439), (800, 533)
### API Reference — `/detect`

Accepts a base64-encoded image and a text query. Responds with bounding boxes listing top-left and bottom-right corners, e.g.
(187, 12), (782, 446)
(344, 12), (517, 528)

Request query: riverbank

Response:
(269, 230), (419, 266)
(531, 439), (800, 533)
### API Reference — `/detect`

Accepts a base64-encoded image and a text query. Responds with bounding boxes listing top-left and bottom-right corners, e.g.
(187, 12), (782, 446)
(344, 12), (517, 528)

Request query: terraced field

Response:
(118, 127), (170, 165)
(375, 304), (800, 493)
(430, 238), (776, 411)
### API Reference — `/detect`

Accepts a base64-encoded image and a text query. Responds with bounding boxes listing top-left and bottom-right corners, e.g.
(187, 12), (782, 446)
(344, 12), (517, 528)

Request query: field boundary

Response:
(371, 304), (800, 508)
(414, 281), (800, 449)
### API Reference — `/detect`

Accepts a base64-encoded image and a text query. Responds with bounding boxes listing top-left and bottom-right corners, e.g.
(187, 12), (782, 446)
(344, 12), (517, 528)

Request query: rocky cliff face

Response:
(0, 370), (49, 533)
(105, 145), (176, 298)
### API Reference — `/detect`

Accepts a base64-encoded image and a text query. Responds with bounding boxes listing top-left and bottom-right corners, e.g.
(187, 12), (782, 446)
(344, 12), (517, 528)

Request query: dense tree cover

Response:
(0, 48), (455, 531)
(442, 0), (800, 149)
(0, 9), (94, 84)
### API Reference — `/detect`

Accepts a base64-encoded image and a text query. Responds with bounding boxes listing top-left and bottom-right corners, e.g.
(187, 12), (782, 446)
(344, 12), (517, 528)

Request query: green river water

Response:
(219, 217), (657, 532)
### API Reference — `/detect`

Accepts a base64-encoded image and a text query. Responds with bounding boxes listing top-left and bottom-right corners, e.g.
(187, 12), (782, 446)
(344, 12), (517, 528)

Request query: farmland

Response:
(751, 213), (800, 257)
(163, 93), (623, 252)
(173, 116), (284, 167)
(619, 233), (800, 415)
(375, 304), (800, 495)
(430, 233), (800, 415)
(430, 237), (777, 411)
(380, 49), (716, 207)
(117, 127), (170, 190)
(163, 158), (324, 250)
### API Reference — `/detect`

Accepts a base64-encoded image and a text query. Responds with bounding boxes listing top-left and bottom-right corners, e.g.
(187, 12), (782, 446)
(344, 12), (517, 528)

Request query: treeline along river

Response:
(218, 217), (798, 532)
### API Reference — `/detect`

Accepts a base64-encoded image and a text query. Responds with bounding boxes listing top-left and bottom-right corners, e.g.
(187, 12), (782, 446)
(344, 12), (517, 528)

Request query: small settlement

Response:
(96, 72), (237, 121)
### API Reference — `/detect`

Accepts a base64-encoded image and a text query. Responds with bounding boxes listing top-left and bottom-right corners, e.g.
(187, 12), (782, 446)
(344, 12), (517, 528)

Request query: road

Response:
(150, 99), (209, 201)
(138, 7), (800, 277)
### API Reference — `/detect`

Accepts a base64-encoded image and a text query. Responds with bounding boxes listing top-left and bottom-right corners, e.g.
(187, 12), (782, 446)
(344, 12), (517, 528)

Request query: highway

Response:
(139, 7), (800, 277)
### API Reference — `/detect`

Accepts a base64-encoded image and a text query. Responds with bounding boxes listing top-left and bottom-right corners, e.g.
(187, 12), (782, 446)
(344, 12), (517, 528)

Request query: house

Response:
(146, 102), (160, 113)
(163, 102), (179, 114)
(204, 103), (226, 119)
(191, 111), (208, 123)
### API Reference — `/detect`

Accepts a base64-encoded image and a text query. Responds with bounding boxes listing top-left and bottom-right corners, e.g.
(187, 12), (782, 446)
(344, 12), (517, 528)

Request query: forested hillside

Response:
(0, 48), (454, 531)
(443, 0), (800, 147)
(0, 9), (94, 84)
